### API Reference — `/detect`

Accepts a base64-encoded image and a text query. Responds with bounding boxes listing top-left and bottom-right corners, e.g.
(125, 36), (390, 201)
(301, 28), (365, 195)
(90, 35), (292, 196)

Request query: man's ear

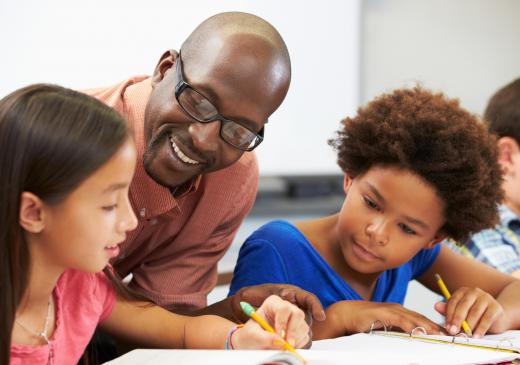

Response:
(497, 137), (519, 175)
(19, 192), (45, 233)
(425, 230), (448, 249)
(151, 49), (179, 86)
(343, 174), (353, 194)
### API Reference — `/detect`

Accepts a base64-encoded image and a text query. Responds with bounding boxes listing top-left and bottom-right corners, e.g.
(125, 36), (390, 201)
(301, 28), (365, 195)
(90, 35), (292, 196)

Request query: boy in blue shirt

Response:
(457, 78), (520, 277)
(229, 88), (520, 340)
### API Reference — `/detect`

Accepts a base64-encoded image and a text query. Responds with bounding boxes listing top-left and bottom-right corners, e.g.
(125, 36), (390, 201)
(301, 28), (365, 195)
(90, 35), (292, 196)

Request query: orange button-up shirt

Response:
(85, 77), (258, 311)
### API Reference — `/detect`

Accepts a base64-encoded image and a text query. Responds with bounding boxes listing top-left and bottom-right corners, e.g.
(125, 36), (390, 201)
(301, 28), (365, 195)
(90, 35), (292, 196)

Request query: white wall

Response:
(361, 0), (520, 114)
(0, 0), (360, 176)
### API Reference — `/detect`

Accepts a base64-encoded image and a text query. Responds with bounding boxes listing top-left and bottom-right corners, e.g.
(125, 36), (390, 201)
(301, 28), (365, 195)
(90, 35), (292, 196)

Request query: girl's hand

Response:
(231, 295), (310, 349)
(434, 286), (507, 338)
(314, 300), (444, 339)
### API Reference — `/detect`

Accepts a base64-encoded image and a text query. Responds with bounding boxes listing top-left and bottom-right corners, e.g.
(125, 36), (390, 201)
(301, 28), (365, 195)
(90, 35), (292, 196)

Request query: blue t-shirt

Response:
(229, 220), (440, 309)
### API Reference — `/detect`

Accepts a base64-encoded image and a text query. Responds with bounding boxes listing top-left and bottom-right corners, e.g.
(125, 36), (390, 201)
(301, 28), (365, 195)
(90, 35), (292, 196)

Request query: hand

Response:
(231, 295), (310, 349)
(314, 300), (444, 339)
(231, 284), (326, 325)
(434, 286), (507, 338)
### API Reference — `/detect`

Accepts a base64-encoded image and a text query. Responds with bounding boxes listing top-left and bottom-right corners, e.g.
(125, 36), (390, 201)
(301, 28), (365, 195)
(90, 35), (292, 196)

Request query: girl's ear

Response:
(343, 174), (353, 194)
(151, 49), (179, 87)
(425, 230), (448, 249)
(19, 192), (45, 233)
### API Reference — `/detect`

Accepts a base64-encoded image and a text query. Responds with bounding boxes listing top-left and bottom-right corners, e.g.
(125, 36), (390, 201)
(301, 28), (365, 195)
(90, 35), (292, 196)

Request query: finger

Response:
(285, 305), (307, 347)
(256, 295), (291, 338)
(443, 288), (468, 333)
(472, 304), (500, 338)
(239, 285), (269, 307)
(280, 287), (326, 322)
(464, 298), (488, 333)
(384, 310), (443, 335)
(434, 301), (447, 315)
(448, 291), (478, 335)
(294, 320), (311, 349)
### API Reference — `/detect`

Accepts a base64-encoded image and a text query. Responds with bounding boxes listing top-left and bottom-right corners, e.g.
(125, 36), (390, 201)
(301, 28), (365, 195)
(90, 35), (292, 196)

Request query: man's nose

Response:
(188, 121), (220, 152)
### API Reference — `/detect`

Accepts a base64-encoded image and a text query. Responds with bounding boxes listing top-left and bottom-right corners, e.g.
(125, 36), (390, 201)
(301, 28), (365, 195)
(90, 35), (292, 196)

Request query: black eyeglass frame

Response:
(173, 52), (265, 152)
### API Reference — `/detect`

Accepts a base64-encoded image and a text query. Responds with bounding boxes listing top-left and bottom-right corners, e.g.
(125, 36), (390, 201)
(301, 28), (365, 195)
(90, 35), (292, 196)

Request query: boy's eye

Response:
(363, 196), (379, 210)
(399, 223), (416, 235)
(102, 204), (118, 211)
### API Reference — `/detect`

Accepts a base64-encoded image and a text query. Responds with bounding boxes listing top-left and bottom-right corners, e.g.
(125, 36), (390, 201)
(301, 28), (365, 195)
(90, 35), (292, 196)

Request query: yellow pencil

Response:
(240, 301), (306, 363)
(435, 273), (472, 336)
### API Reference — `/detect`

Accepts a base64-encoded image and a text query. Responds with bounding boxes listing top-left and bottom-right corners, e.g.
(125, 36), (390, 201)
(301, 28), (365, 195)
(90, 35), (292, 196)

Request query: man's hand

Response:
(231, 284), (326, 325)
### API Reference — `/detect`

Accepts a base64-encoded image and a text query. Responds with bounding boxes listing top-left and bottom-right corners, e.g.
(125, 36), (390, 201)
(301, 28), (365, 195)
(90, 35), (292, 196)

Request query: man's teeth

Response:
(170, 137), (199, 165)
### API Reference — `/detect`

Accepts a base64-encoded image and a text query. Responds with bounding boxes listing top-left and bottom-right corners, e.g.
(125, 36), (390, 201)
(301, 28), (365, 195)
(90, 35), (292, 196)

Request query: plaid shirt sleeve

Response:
(465, 228), (520, 274)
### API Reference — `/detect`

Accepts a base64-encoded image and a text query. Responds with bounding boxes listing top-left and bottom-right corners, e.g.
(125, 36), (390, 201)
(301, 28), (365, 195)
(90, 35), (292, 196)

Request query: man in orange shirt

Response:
(87, 12), (325, 325)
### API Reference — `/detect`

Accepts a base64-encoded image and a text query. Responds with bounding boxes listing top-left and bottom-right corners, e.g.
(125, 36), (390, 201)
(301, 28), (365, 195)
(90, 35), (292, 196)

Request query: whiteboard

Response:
(0, 0), (360, 176)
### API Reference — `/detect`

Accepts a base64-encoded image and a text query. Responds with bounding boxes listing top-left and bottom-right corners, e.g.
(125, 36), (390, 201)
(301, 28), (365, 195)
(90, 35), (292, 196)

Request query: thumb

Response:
(434, 301), (447, 315)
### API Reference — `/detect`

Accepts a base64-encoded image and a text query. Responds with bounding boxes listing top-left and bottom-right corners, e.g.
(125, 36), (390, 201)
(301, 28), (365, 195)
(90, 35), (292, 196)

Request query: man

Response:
(450, 78), (520, 279)
(86, 12), (325, 323)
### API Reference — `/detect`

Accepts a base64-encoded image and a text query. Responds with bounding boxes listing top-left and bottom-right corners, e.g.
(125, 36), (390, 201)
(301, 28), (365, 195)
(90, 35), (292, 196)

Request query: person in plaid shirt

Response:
(450, 78), (520, 278)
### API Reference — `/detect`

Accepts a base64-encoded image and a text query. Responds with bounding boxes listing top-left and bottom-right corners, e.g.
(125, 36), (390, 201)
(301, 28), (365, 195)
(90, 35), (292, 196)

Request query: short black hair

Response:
(484, 78), (520, 144)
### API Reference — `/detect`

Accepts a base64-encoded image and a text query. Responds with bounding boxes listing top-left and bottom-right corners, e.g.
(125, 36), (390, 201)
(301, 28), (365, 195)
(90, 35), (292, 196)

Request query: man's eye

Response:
(364, 197), (379, 210)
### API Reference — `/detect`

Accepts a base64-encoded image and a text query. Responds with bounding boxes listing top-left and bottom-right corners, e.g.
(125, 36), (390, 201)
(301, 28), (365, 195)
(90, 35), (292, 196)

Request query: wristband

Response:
(225, 324), (245, 350)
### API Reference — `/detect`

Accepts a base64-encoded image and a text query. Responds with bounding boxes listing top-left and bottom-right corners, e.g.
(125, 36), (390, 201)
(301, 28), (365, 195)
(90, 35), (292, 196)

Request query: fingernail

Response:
(280, 330), (286, 339)
(288, 338), (296, 347)
(449, 325), (458, 334)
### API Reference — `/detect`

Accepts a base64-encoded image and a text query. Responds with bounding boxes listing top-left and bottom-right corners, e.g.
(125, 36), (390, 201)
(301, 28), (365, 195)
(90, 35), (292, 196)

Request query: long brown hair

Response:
(0, 84), (130, 364)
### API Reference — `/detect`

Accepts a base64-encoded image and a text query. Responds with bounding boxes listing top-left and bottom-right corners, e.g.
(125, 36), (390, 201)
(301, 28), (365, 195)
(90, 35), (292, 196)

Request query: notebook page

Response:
(105, 349), (353, 365)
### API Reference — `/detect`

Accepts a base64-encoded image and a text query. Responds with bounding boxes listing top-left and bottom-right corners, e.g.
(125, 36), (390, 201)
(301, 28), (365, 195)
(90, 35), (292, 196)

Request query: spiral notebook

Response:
(371, 329), (520, 353)
(313, 329), (520, 364)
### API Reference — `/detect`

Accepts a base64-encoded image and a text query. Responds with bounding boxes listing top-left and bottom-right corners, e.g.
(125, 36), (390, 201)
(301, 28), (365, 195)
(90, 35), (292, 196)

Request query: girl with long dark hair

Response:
(1, 84), (309, 365)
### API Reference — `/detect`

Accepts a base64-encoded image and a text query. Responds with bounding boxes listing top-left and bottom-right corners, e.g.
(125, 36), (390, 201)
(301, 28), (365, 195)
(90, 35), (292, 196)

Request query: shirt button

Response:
(150, 218), (158, 225)
(139, 208), (146, 217)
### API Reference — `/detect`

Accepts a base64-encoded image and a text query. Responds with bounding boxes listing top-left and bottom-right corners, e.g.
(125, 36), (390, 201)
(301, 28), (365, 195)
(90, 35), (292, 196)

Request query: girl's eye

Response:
(102, 204), (118, 211)
(364, 197), (379, 210)
(399, 223), (416, 235)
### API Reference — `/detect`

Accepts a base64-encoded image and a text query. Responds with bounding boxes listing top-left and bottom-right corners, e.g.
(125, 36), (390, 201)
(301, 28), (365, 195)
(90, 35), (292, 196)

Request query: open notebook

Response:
(312, 330), (520, 364)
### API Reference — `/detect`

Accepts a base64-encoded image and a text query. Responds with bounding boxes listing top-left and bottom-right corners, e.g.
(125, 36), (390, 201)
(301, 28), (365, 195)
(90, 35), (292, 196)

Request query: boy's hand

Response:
(232, 295), (310, 349)
(314, 300), (444, 339)
(434, 286), (507, 338)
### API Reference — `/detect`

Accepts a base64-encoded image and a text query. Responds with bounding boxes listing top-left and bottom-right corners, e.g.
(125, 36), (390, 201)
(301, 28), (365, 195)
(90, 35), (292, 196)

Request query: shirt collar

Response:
(499, 204), (520, 229)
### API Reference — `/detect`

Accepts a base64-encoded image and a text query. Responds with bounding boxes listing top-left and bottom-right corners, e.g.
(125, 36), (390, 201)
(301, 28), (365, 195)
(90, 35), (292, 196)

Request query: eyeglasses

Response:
(174, 52), (265, 151)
